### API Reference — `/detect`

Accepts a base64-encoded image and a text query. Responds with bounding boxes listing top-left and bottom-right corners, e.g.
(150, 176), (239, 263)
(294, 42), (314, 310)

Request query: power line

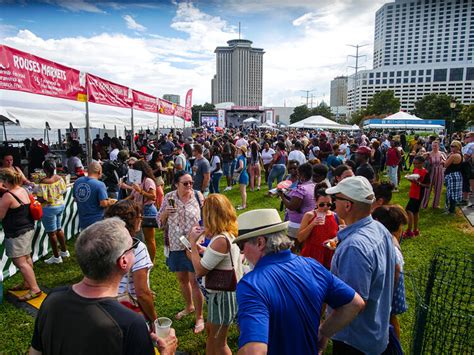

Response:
(299, 89), (317, 107)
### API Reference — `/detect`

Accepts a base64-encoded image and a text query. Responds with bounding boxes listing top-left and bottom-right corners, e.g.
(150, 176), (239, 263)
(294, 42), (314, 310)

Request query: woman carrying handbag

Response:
(187, 194), (243, 355)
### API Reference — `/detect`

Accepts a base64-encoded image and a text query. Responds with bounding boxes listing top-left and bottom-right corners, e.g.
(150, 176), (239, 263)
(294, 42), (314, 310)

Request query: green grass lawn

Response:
(0, 177), (473, 354)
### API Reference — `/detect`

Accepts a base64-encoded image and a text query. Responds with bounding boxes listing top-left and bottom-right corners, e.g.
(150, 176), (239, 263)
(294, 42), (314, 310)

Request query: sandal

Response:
(9, 283), (30, 292)
(175, 308), (195, 320)
(18, 290), (42, 302)
(194, 319), (205, 334)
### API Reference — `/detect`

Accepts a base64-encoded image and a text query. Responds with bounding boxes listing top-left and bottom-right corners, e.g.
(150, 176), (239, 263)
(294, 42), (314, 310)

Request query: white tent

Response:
(289, 115), (341, 129)
(259, 121), (276, 127)
(383, 111), (423, 120)
(243, 117), (259, 123)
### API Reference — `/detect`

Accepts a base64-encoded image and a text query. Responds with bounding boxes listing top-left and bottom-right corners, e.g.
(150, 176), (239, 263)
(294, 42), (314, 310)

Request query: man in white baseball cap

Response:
(234, 209), (364, 355)
(325, 176), (396, 354)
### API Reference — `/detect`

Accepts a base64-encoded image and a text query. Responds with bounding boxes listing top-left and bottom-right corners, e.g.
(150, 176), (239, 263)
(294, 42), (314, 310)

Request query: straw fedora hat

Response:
(234, 209), (289, 243)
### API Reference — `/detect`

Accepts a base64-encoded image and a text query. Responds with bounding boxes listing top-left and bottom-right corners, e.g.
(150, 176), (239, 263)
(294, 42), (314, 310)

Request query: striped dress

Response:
(422, 152), (445, 208)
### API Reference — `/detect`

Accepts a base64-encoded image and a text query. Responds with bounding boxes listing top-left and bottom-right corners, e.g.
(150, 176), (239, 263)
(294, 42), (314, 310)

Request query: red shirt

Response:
(409, 168), (429, 200)
(386, 147), (400, 166)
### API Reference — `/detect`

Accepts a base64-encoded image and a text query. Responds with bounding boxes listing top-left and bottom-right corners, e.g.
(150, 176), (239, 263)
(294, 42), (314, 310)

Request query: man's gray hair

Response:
(248, 230), (294, 255)
(75, 218), (130, 281)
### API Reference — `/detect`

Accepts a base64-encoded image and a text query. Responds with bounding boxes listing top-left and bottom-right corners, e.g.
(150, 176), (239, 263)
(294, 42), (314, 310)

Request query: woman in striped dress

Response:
(422, 140), (446, 209)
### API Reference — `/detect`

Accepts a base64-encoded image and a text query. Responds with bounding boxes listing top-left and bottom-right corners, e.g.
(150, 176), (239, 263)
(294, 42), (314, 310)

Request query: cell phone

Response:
(179, 236), (192, 252)
(168, 198), (176, 208)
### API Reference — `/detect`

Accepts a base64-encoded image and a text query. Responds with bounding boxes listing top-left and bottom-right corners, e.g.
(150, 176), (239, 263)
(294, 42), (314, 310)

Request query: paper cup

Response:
(154, 317), (172, 338)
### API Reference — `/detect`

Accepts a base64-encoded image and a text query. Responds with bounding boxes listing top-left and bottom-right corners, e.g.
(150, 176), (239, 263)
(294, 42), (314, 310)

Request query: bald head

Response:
(88, 161), (102, 176)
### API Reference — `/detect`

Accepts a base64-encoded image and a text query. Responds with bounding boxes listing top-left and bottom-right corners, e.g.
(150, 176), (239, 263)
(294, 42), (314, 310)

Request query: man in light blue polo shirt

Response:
(234, 209), (365, 355)
(326, 176), (396, 354)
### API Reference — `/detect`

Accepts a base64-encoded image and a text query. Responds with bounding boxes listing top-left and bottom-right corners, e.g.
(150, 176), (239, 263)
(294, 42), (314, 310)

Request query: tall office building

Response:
(212, 39), (264, 106)
(330, 76), (348, 107)
(348, 0), (473, 114)
(163, 94), (180, 105)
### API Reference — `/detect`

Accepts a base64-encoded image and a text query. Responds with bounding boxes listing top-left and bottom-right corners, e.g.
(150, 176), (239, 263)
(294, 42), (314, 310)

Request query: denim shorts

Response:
(41, 205), (65, 233)
(143, 204), (158, 217)
(166, 250), (195, 272)
(222, 161), (232, 176)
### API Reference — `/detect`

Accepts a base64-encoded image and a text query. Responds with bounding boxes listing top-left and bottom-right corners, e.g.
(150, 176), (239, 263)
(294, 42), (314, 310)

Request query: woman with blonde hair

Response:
(188, 194), (242, 355)
(0, 168), (41, 301)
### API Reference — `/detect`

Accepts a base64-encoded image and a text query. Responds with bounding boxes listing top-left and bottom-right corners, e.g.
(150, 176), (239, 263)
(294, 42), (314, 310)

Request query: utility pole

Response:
(310, 94), (314, 109)
(347, 44), (367, 113)
(299, 89), (316, 107)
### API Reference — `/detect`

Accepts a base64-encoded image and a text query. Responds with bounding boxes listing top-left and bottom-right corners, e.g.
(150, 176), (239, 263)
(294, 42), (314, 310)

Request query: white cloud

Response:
(0, 0), (387, 108)
(43, 0), (104, 13)
(123, 15), (147, 32)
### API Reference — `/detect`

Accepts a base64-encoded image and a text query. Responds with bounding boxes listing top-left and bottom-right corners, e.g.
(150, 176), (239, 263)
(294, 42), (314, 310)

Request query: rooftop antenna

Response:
(239, 22), (241, 39)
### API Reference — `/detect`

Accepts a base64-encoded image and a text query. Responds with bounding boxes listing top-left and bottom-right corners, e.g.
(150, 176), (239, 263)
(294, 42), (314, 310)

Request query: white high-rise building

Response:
(348, 0), (474, 114)
(212, 39), (264, 106)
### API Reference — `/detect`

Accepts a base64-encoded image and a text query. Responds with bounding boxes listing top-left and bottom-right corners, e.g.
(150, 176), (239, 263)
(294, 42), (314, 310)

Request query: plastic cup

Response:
(154, 317), (172, 338)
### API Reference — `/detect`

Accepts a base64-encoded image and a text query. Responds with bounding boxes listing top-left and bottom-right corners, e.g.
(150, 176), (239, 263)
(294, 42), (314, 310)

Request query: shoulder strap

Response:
(193, 190), (203, 221)
(219, 232), (234, 269)
(6, 191), (24, 205)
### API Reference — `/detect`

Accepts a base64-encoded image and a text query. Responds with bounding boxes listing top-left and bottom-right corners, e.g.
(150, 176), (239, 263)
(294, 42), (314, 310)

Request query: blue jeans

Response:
(210, 172), (223, 193)
(41, 205), (65, 233)
(268, 164), (286, 190)
(388, 165), (398, 187)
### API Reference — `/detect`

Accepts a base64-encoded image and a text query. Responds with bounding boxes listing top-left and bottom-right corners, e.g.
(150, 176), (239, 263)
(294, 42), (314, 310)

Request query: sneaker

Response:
(59, 250), (70, 258)
(236, 205), (247, 210)
(413, 229), (420, 237)
(224, 186), (232, 192)
(393, 188), (400, 192)
(45, 256), (63, 264)
(257, 187), (260, 191)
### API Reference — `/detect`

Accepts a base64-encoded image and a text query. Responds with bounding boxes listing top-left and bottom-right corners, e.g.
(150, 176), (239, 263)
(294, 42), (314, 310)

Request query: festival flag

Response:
(184, 88), (193, 122)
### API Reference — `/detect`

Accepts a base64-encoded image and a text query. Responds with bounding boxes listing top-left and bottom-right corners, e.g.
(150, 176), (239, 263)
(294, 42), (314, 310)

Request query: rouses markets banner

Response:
(158, 98), (176, 116)
(86, 73), (132, 108)
(0, 44), (84, 101)
(132, 90), (157, 112)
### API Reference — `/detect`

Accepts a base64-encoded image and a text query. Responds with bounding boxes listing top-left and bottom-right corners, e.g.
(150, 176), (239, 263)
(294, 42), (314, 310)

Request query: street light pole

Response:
(449, 99), (457, 142)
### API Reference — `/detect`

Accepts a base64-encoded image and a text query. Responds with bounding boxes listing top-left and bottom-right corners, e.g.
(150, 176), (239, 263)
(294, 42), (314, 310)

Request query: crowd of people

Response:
(0, 126), (473, 354)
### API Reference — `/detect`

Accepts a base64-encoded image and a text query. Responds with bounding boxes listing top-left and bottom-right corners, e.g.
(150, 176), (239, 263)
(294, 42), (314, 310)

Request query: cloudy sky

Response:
(0, 0), (387, 107)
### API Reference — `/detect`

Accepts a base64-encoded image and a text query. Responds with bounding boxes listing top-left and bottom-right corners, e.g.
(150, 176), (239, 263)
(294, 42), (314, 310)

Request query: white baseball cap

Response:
(326, 176), (375, 204)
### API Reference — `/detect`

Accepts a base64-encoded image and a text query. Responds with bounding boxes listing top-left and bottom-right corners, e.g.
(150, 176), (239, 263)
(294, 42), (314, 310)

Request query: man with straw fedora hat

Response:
(234, 209), (364, 355)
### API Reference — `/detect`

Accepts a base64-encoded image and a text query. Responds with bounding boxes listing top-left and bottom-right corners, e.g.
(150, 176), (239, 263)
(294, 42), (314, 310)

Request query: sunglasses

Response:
(117, 237), (140, 260)
(318, 202), (334, 208)
(180, 181), (193, 186)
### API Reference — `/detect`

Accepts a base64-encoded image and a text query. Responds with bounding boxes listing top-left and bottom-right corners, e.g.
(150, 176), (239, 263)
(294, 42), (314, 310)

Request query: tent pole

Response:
(58, 129), (62, 149)
(3, 122), (7, 143)
(131, 108), (135, 152)
(85, 86), (92, 166)
(156, 110), (160, 137)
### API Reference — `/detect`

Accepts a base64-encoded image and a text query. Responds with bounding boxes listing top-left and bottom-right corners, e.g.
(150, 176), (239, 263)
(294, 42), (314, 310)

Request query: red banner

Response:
(132, 90), (157, 112)
(86, 73), (132, 108)
(158, 98), (176, 116)
(184, 89), (193, 121)
(0, 44), (84, 101)
(174, 105), (186, 119)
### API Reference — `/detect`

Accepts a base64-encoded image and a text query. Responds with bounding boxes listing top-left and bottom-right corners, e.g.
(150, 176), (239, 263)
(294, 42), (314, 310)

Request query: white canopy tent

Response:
(243, 117), (259, 124)
(363, 111), (445, 131)
(382, 111), (423, 121)
(289, 115), (342, 129)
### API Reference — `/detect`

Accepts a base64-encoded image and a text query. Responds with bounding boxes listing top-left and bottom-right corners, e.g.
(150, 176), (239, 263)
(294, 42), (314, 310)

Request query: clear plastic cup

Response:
(154, 317), (172, 338)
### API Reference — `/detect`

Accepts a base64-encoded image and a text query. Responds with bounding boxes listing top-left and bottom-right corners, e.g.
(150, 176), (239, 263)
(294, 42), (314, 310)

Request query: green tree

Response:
(349, 109), (368, 125)
(191, 102), (215, 126)
(413, 94), (464, 133)
(310, 101), (332, 118)
(289, 105), (311, 124)
(366, 90), (400, 116)
(458, 104), (474, 130)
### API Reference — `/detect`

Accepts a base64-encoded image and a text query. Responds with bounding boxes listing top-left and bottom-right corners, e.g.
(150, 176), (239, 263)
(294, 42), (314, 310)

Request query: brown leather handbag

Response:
(204, 236), (237, 292)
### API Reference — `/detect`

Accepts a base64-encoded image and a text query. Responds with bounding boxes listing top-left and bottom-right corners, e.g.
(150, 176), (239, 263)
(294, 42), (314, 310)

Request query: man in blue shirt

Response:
(234, 209), (364, 355)
(326, 176), (396, 354)
(73, 161), (116, 230)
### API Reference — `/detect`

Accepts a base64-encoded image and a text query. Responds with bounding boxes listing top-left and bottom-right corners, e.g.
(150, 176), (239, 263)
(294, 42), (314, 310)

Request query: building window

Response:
(449, 68), (464, 81)
(466, 68), (474, 80)
(433, 68), (448, 82)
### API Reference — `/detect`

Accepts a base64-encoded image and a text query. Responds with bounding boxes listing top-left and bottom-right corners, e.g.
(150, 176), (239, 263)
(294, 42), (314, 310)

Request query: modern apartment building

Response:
(211, 39), (264, 106)
(348, 0), (473, 114)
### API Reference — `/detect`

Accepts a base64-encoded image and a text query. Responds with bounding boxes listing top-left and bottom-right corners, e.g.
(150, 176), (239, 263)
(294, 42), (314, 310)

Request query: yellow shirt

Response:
(36, 178), (67, 207)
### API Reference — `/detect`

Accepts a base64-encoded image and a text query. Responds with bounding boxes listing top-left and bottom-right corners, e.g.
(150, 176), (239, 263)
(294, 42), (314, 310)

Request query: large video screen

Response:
(201, 115), (218, 127)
